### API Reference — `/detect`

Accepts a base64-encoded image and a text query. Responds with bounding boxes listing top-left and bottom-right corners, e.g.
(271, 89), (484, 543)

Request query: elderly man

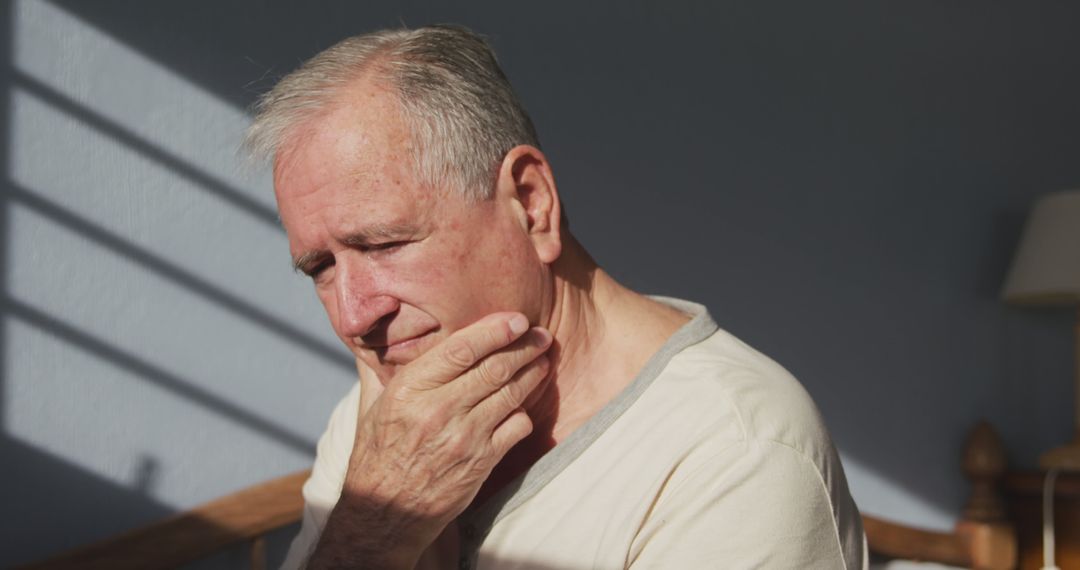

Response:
(248, 25), (865, 570)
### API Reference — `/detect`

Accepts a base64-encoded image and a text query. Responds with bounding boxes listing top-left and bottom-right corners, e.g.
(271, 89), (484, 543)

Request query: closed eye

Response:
(361, 241), (409, 254)
(306, 258), (334, 280)
(295, 239), (414, 281)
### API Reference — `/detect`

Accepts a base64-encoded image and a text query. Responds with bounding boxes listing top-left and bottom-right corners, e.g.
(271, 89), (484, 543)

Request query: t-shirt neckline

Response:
(459, 296), (719, 535)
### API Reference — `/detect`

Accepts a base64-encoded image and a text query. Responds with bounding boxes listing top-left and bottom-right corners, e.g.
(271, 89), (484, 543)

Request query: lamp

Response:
(1003, 189), (1080, 470)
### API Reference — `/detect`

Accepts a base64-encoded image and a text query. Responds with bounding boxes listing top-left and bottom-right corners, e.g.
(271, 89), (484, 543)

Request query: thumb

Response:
(356, 358), (384, 418)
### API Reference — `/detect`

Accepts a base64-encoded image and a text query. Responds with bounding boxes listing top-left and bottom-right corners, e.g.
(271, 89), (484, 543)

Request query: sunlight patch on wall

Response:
(4, 315), (313, 508)
(6, 86), (323, 333)
(2, 0), (353, 511)
(841, 452), (954, 532)
(11, 0), (270, 201)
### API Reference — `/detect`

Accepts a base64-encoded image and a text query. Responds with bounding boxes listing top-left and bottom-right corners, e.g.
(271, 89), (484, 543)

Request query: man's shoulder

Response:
(646, 326), (836, 461)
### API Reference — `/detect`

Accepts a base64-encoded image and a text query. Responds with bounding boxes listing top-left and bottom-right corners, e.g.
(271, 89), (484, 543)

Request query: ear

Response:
(493, 145), (562, 264)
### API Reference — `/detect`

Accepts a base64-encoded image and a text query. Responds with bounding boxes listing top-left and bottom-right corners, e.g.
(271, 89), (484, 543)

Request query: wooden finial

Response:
(962, 420), (1008, 522)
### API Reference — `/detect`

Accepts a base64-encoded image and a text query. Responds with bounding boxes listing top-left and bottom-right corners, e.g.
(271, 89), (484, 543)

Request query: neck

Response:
(525, 233), (691, 444)
(473, 233), (690, 506)
(526, 239), (612, 435)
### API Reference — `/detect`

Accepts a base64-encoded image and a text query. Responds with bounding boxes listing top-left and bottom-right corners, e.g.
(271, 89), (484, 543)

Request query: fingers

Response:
(490, 407), (534, 456)
(411, 312), (532, 389)
(455, 327), (551, 407)
(471, 348), (550, 417)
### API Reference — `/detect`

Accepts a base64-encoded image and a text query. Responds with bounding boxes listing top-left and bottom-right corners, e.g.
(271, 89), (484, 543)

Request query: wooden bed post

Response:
(957, 421), (1016, 569)
(862, 421), (1017, 569)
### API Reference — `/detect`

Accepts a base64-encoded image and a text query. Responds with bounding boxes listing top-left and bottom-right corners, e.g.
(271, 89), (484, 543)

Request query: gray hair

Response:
(244, 24), (541, 202)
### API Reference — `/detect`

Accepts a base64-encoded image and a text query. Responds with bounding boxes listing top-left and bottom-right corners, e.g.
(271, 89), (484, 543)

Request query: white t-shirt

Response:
(282, 299), (867, 569)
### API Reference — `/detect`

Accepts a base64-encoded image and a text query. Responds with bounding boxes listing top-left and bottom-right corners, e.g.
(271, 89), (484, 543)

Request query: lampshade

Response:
(1002, 189), (1080, 306)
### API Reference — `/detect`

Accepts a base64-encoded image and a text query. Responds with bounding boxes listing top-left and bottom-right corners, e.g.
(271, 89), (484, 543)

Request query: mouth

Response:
(366, 328), (438, 362)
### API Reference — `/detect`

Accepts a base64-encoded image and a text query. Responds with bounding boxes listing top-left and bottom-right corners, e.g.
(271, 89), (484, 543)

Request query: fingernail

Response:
(533, 328), (552, 346)
(509, 314), (530, 335)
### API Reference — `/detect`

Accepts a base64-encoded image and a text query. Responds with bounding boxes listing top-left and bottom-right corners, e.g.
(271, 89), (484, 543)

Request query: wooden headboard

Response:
(20, 471), (309, 570)
(862, 421), (1017, 569)
(21, 422), (1018, 569)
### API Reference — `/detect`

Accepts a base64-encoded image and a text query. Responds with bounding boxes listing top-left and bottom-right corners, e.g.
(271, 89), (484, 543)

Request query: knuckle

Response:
(415, 409), (443, 434)
(419, 398), (453, 427)
(442, 430), (471, 457)
(443, 340), (476, 368)
(477, 357), (510, 387)
(498, 385), (521, 411)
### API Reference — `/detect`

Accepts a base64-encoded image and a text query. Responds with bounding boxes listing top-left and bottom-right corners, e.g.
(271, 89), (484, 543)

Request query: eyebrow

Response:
(291, 221), (419, 274)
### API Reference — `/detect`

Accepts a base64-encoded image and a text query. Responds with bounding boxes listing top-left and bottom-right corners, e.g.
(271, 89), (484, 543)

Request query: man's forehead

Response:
(274, 123), (385, 200)
(274, 79), (413, 196)
(280, 174), (429, 238)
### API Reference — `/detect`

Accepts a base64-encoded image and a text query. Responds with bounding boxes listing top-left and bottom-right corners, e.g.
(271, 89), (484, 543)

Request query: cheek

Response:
(387, 253), (448, 294)
(473, 233), (539, 306)
(387, 215), (540, 326)
(397, 235), (497, 316)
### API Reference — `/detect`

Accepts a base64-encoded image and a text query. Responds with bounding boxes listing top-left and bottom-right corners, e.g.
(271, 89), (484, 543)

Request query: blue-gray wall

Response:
(2, 1), (1078, 567)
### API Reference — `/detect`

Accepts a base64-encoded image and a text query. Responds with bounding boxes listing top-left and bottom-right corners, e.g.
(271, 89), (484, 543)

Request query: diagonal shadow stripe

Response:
(7, 182), (353, 372)
(5, 296), (316, 457)
(9, 68), (281, 230)
(0, 0), (11, 429)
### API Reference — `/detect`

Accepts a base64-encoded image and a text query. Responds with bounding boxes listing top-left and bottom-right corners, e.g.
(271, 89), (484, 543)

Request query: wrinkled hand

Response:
(332, 312), (552, 568)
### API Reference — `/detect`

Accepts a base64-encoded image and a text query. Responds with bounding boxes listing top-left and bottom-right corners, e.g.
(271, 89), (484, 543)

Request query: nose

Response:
(334, 259), (400, 341)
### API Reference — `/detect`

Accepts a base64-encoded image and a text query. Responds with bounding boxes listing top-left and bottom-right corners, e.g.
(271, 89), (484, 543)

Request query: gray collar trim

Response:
(461, 297), (718, 533)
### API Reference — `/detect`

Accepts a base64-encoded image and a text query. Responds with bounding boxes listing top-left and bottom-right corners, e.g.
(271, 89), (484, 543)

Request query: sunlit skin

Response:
(274, 81), (554, 382)
(273, 73), (690, 566)
(274, 72), (690, 464)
